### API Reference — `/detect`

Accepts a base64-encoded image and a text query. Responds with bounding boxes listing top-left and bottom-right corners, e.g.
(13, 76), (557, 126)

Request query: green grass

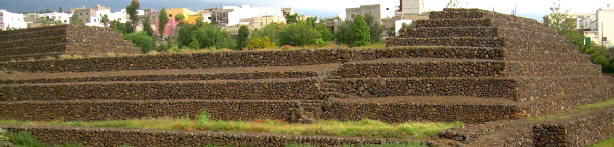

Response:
(593, 137), (614, 147)
(0, 112), (462, 139)
(531, 98), (614, 121)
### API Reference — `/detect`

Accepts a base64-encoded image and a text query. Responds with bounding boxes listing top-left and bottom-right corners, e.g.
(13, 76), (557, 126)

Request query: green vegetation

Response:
(544, 0), (614, 73)
(0, 111), (462, 139)
(0, 128), (8, 142)
(364, 14), (384, 44)
(177, 23), (236, 49)
(593, 137), (614, 147)
(279, 21), (320, 47)
(531, 98), (614, 121)
(247, 37), (276, 49)
(237, 25), (250, 50)
(142, 18), (155, 37)
(125, 0), (140, 33)
(175, 14), (186, 24)
(351, 15), (371, 47)
(101, 14), (110, 28)
(158, 8), (169, 38)
(124, 31), (155, 53)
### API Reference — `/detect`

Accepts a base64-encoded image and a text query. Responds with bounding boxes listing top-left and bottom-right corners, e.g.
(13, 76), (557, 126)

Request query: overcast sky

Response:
(201, 0), (613, 19)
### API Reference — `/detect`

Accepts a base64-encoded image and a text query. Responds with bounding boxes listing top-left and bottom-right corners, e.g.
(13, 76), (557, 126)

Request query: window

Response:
(64, 20), (67, 23)
(386, 8), (390, 10)
(86, 13), (89, 15)
(80, 13), (82, 16)
(351, 14), (356, 19)
(94, 19), (96, 22)
(169, 14), (172, 17)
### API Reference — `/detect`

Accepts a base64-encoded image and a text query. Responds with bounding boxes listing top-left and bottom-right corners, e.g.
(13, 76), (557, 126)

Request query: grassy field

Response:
(530, 98), (614, 122)
(0, 111), (462, 139)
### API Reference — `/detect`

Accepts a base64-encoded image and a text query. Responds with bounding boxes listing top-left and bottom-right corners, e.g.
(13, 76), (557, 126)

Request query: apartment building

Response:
(0, 9), (27, 31)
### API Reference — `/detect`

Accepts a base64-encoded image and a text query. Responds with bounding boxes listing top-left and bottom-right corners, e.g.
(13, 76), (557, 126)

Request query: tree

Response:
(252, 22), (285, 46)
(237, 25), (250, 50)
(351, 15), (371, 47)
(196, 15), (205, 27)
(45, 9), (52, 13)
(306, 17), (317, 27)
(188, 36), (200, 49)
(279, 21), (319, 46)
(101, 14), (110, 28)
(143, 18), (155, 37)
(58, 7), (63, 13)
(315, 24), (333, 42)
(285, 13), (299, 24)
(124, 31), (155, 53)
(110, 20), (126, 33)
(364, 14), (384, 43)
(177, 23), (237, 49)
(334, 20), (354, 45)
(126, 0), (141, 32)
(175, 14), (185, 24)
(543, 0), (576, 32)
(158, 8), (169, 40)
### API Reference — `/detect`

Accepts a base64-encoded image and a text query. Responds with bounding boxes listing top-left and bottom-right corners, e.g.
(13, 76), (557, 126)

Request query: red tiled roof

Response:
(0, 22), (4, 24)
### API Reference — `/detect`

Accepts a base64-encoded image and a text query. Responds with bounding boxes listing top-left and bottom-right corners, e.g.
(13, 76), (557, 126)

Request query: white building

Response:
(396, 0), (426, 15)
(595, 4), (614, 47)
(345, 4), (396, 21)
(220, 5), (286, 26)
(38, 12), (72, 24)
(0, 9), (27, 31)
(569, 13), (596, 30)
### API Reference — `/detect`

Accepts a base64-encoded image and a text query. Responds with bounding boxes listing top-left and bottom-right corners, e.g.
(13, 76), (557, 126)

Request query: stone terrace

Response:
(0, 25), (140, 62)
(1, 8), (614, 146)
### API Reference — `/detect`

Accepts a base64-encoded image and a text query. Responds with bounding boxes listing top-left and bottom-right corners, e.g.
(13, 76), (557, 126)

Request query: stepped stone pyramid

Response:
(0, 25), (140, 62)
(1, 9), (613, 146)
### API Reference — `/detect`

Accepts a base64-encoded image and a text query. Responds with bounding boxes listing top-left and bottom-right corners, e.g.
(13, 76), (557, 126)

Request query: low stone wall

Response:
(1, 79), (321, 101)
(386, 37), (505, 47)
(504, 49), (591, 63)
(336, 59), (600, 78)
(0, 72), (319, 84)
(0, 47), (506, 73)
(331, 78), (516, 98)
(1, 43), (67, 55)
(515, 76), (606, 102)
(0, 100), (303, 121)
(533, 107), (614, 147)
(0, 125), (413, 147)
(336, 59), (506, 78)
(399, 27), (498, 38)
(413, 18), (492, 28)
(0, 25), (139, 59)
(524, 84), (614, 117)
(324, 103), (523, 124)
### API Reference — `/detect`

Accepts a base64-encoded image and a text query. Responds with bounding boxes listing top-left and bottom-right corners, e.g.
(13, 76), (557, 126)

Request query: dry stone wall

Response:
(533, 107), (614, 147)
(0, 125), (413, 147)
(0, 25), (140, 62)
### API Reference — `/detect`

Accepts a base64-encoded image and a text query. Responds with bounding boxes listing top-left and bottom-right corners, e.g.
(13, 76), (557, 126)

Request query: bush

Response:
(0, 129), (8, 142)
(247, 37), (276, 49)
(123, 31), (155, 53)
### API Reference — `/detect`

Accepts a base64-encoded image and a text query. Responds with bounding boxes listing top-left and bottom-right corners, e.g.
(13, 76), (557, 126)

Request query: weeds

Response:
(532, 98), (614, 121)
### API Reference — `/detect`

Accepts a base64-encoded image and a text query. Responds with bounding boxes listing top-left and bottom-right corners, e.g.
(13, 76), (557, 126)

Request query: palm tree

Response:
(101, 14), (110, 28)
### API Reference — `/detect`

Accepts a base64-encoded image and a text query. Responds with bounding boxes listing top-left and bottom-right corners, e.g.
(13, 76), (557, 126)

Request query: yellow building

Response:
(185, 13), (202, 25)
(165, 8), (196, 22)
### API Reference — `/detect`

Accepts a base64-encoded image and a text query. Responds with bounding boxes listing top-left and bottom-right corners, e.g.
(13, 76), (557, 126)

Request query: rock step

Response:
(0, 64), (340, 84)
(514, 75), (608, 102)
(414, 18), (492, 28)
(0, 36), (132, 50)
(504, 49), (591, 63)
(332, 77), (516, 99)
(432, 9), (557, 34)
(0, 78), (323, 101)
(1, 47), (506, 73)
(323, 96), (522, 123)
(0, 97), (522, 124)
(336, 58), (601, 78)
(533, 105), (614, 147)
(0, 52), (63, 62)
(429, 10), (486, 19)
(0, 99), (317, 122)
(399, 27), (498, 38)
(386, 37), (505, 47)
(0, 125), (413, 147)
(0, 44), (68, 56)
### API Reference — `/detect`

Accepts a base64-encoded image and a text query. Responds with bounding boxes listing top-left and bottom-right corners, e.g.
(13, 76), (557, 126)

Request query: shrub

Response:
(247, 37), (276, 49)
(0, 128), (8, 142)
(124, 31), (155, 53)
(198, 110), (211, 126)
